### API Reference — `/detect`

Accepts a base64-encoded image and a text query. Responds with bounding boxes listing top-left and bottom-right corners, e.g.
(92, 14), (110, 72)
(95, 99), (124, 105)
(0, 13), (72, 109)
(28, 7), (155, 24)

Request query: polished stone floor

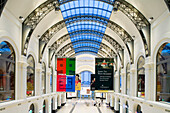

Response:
(57, 99), (114, 113)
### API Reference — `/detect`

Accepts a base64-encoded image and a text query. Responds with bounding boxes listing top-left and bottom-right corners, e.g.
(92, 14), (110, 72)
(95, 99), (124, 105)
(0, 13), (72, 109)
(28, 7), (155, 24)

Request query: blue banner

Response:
(66, 75), (75, 92)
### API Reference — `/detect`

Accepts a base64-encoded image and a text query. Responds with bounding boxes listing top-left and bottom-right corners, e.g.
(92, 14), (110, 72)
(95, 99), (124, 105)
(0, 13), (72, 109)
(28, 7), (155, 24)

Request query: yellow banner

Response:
(75, 82), (81, 90)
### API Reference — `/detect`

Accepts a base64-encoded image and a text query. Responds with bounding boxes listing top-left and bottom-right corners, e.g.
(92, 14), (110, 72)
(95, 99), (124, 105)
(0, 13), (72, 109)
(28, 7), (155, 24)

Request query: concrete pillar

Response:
(114, 97), (119, 113)
(144, 57), (154, 100)
(57, 93), (61, 108)
(120, 99), (123, 113)
(130, 64), (136, 97)
(114, 72), (119, 93)
(16, 56), (28, 99)
(53, 72), (57, 93)
(121, 71), (126, 94)
(106, 93), (110, 104)
(110, 94), (114, 109)
(52, 94), (58, 113)
(35, 65), (41, 96)
(46, 68), (51, 94)
(63, 92), (66, 104)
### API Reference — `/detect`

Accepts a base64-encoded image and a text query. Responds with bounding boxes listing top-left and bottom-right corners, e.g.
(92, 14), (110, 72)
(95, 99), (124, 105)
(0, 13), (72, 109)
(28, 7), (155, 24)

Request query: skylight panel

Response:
(59, 0), (114, 54)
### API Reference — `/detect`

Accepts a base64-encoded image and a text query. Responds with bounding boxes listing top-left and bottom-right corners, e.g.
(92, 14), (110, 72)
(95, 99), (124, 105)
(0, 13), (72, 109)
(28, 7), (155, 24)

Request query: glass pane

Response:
(0, 41), (15, 60)
(29, 104), (35, 113)
(137, 73), (145, 98)
(119, 68), (122, 93)
(59, 0), (113, 54)
(126, 73), (130, 95)
(27, 55), (35, 97)
(42, 63), (46, 94)
(137, 56), (145, 69)
(27, 55), (35, 68)
(50, 67), (53, 92)
(156, 43), (170, 103)
(137, 56), (145, 98)
(0, 41), (15, 102)
(126, 63), (130, 94)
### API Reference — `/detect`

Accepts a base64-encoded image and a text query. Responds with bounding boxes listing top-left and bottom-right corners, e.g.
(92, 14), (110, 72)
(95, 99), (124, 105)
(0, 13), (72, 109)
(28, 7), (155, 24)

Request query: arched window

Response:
(29, 104), (35, 113)
(43, 100), (46, 113)
(156, 43), (170, 102)
(50, 67), (53, 92)
(42, 62), (46, 94)
(119, 68), (122, 93)
(80, 71), (92, 98)
(27, 55), (35, 97)
(136, 105), (142, 113)
(51, 98), (54, 113)
(137, 56), (145, 98)
(126, 63), (130, 95)
(125, 101), (129, 113)
(0, 41), (15, 102)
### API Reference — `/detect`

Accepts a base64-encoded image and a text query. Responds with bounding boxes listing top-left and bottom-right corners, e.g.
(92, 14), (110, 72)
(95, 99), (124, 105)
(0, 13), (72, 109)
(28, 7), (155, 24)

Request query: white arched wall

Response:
(76, 65), (94, 74)
(76, 54), (95, 74)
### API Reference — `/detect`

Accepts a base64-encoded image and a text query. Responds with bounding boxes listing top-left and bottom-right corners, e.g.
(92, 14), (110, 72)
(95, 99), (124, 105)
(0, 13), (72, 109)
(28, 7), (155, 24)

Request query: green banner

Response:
(66, 58), (76, 75)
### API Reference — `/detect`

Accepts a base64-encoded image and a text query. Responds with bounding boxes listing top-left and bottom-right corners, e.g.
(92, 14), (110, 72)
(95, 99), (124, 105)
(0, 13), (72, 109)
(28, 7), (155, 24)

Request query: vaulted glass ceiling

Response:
(60, 0), (114, 54)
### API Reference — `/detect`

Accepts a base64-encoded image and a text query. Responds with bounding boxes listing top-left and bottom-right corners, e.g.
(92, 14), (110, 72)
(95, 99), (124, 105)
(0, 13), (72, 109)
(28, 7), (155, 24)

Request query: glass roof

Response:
(73, 43), (100, 49)
(60, 0), (114, 54)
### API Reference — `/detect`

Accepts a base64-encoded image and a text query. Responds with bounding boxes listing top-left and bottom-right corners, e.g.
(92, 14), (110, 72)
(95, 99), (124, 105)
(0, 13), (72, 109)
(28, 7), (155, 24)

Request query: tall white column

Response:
(130, 64), (136, 97)
(63, 92), (66, 103)
(47, 68), (51, 94)
(16, 56), (28, 99)
(144, 57), (154, 100)
(110, 94), (114, 109)
(114, 97), (119, 112)
(121, 71), (126, 94)
(114, 72), (119, 93)
(106, 93), (110, 104)
(35, 65), (41, 96)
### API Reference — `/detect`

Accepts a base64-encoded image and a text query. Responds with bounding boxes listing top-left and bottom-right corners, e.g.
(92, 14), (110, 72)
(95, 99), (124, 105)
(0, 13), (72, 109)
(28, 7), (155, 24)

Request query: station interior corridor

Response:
(0, 0), (170, 113)
(57, 98), (113, 113)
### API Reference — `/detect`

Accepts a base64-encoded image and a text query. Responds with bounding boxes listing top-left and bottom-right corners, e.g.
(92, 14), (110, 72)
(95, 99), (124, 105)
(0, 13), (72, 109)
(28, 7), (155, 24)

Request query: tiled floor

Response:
(57, 99), (114, 113)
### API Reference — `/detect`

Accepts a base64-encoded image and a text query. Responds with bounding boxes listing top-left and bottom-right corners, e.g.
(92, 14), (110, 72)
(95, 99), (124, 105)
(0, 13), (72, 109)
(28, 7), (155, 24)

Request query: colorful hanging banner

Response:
(66, 75), (75, 92)
(66, 58), (76, 75)
(57, 75), (75, 92)
(57, 58), (66, 75)
(57, 75), (66, 92)
(95, 58), (114, 91)
(56, 58), (76, 92)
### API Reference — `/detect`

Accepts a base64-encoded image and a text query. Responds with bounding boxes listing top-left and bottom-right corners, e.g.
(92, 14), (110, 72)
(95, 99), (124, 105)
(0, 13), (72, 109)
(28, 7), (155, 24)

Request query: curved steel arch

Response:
(38, 19), (130, 61)
(22, 0), (149, 59)
(49, 41), (122, 67)
(47, 33), (123, 66)
(68, 51), (104, 58)
(55, 41), (116, 57)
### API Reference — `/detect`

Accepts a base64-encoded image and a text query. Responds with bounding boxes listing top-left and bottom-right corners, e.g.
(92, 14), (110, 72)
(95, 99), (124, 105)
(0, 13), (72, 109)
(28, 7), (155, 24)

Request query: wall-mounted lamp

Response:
(37, 35), (40, 38)
(148, 17), (154, 22)
(132, 36), (135, 39)
(19, 16), (24, 21)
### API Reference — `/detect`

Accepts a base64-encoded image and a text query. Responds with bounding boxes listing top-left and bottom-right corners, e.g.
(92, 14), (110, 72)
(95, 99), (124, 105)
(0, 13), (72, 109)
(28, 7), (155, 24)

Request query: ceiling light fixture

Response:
(19, 16), (24, 21)
(148, 17), (154, 22)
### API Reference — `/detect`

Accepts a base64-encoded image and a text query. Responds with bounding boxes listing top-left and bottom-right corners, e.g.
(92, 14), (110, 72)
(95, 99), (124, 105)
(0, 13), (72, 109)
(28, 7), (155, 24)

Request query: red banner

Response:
(57, 75), (66, 92)
(57, 58), (66, 75)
